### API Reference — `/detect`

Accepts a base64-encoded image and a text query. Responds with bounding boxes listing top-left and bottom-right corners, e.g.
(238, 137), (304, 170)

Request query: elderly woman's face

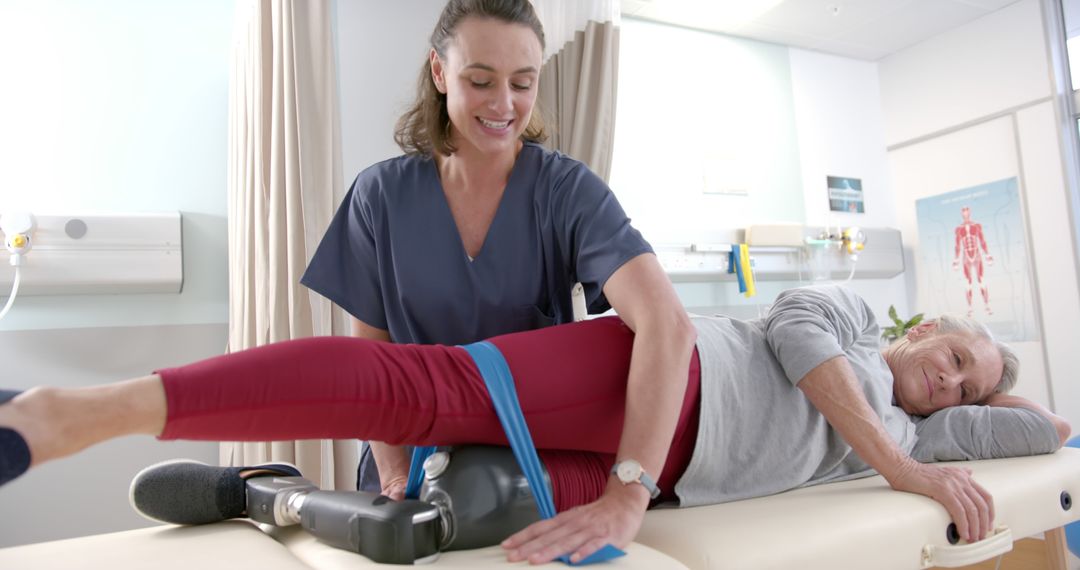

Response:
(430, 16), (542, 157)
(888, 323), (1003, 416)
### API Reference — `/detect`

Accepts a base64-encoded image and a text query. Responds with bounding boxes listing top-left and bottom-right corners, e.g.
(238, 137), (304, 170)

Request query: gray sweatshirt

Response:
(674, 284), (1059, 507)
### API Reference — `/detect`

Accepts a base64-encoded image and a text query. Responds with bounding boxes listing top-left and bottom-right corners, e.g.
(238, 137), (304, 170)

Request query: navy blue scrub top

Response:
(301, 142), (652, 345)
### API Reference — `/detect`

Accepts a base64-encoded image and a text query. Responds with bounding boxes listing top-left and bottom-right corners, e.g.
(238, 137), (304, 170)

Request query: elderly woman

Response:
(0, 285), (1069, 564)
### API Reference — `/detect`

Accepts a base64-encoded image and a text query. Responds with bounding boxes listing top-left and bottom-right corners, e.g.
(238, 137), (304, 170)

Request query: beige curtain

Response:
(224, 0), (354, 490)
(534, 1), (620, 181)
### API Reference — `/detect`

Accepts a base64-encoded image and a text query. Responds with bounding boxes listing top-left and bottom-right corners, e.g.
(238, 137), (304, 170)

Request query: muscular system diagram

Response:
(952, 206), (994, 316)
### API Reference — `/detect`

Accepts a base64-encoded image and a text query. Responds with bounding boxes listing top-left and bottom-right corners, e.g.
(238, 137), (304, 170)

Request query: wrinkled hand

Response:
(501, 483), (649, 565)
(890, 460), (994, 543)
(379, 472), (409, 501)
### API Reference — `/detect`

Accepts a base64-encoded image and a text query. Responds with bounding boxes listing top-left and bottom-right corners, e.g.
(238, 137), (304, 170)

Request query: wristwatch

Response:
(610, 459), (661, 499)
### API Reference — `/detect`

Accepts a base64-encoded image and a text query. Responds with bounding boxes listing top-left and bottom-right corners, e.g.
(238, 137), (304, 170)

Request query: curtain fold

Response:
(534, 0), (620, 181)
(224, 0), (353, 490)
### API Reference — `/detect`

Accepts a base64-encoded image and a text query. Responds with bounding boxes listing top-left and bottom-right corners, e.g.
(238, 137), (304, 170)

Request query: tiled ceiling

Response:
(620, 0), (1022, 61)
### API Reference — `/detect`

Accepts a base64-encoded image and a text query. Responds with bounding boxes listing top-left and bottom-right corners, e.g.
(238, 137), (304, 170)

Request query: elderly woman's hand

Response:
(500, 481), (649, 564)
(889, 460), (995, 544)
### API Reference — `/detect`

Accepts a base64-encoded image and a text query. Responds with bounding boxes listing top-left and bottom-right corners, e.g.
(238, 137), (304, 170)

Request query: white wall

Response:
(610, 18), (805, 247)
(881, 0), (1080, 426)
(879, 0), (1050, 147)
(0, 0), (234, 546)
(610, 19), (906, 323)
(788, 48), (909, 321)
(335, 0), (445, 187)
(0, 0), (233, 332)
(0, 325), (225, 548)
(0, 0), (443, 547)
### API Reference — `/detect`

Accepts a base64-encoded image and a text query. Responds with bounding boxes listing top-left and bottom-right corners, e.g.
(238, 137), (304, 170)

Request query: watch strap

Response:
(638, 469), (661, 500)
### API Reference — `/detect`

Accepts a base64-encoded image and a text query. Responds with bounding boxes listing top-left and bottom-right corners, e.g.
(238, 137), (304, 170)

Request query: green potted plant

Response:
(881, 305), (923, 344)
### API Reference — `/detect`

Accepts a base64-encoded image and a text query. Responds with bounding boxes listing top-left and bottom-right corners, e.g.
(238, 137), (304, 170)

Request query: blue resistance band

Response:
(405, 341), (625, 565)
(404, 445), (436, 499)
(730, 245), (747, 293)
(462, 341), (625, 565)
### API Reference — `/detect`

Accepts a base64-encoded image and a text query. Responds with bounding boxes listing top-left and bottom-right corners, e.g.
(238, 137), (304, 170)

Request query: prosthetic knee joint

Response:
(244, 446), (546, 564)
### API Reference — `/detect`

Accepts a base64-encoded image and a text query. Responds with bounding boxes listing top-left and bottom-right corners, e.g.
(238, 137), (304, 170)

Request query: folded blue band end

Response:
(562, 544), (627, 565)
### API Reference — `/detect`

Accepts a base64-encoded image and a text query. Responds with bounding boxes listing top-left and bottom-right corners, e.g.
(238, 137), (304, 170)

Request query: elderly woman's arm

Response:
(799, 356), (995, 544)
(983, 393), (1071, 446)
(501, 253), (696, 564)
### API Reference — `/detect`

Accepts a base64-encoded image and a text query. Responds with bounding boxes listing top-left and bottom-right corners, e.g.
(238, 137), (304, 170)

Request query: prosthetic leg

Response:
(131, 446), (545, 565)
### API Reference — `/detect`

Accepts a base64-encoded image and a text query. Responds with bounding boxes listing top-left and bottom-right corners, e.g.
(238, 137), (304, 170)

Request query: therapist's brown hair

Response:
(394, 0), (549, 156)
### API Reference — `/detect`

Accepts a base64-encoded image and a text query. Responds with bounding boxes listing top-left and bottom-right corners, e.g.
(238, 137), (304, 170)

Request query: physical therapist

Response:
(300, 0), (696, 562)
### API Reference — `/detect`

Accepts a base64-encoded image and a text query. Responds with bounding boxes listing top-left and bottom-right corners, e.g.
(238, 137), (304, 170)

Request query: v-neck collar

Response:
(430, 145), (531, 265)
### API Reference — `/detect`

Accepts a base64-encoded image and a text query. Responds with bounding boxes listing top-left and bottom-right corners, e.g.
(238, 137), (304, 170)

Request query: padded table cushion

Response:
(0, 516), (688, 569)
(263, 525), (689, 569)
(1, 449), (1076, 569)
(636, 448), (1080, 570)
(0, 520), (312, 570)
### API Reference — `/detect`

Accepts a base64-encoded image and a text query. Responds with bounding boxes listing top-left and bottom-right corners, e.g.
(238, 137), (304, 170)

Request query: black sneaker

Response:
(129, 459), (301, 525)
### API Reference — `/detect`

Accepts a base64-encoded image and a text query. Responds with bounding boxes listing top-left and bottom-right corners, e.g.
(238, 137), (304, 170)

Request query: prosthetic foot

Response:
(245, 476), (443, 564)
(129, 445), (546, 565)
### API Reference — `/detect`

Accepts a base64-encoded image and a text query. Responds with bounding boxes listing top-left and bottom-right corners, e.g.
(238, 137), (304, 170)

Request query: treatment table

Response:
(2, 448), (1077, 569)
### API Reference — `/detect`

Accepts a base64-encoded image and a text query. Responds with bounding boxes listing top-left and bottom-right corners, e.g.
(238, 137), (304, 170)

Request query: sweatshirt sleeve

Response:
(910, 405), (1060, 462)
(764, 284), (879, 387)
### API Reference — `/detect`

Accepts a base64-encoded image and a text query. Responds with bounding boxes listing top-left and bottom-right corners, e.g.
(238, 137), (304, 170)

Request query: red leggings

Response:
(157, 316), (701, 510)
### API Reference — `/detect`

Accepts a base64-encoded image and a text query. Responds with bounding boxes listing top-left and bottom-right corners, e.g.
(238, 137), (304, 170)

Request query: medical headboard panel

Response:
(0, 212), (183, 295)
(655, 226), (904, 283)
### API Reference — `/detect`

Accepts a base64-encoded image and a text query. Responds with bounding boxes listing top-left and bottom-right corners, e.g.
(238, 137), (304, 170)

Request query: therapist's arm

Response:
(351, 318), (411, 500)
(503, 253), (696, 564)
(798, 355), (994, 544)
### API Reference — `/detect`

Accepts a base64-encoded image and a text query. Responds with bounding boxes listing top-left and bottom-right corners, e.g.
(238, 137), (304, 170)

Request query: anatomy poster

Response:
(914, 177), (1037, 342)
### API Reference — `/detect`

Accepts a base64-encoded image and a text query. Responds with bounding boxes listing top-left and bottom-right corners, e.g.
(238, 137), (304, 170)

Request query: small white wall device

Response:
(0, 211), (38, 319)
(0, 212), (183, 301)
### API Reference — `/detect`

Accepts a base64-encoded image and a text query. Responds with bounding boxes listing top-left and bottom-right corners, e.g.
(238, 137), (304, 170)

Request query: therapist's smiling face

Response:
(430, 17), (542, 157)
(885, 322), (1003, 416)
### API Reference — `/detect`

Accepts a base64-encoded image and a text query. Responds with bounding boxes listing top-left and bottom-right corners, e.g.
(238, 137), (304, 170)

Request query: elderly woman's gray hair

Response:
(933, 314), (1018, 394)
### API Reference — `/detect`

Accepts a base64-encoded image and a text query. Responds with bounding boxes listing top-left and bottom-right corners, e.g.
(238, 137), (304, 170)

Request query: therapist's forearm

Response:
(348, 318), (404, 491)
(370, 441), (412, 489)
(603, 254), (697, 495)
(797, 355), (918, 483)
(617, 323), (695, 487)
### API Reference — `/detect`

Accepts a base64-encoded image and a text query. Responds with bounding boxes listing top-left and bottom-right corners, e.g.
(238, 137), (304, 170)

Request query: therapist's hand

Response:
(380, 473), (409, 501)
(501, 480), (649, 565)
(370, 441), (411, 501)
(889, 460), (995, 544)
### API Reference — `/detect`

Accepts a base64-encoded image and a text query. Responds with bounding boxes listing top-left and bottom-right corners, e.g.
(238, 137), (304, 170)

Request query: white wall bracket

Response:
(0, 212), (183, 295)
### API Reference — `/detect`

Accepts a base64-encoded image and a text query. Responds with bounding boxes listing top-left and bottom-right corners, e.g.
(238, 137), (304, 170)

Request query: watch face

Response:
(616, 460), (641, 482)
